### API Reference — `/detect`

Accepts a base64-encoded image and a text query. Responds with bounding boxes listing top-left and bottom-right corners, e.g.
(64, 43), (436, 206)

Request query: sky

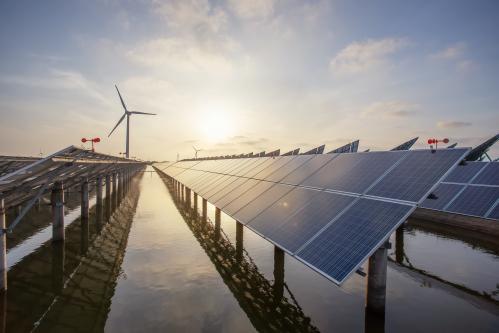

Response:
(1, 0), (498, 161)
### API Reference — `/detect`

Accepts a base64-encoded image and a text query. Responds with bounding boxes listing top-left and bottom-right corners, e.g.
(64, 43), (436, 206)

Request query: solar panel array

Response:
(156, 148), (468, 284)
(421, 161), (499, 220)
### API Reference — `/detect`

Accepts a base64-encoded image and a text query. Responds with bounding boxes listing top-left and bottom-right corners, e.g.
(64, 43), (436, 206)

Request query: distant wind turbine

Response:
(192, 146), (202, 159)
(108, 85), (156, 158)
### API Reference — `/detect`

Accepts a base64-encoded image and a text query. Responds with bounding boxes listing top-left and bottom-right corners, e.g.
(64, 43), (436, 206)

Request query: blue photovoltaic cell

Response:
(302, 152), (404, 194)
(297, 199), (412, 283)
(421, 183), (464, 210)
(232, 184), (294, 224)
(472, 162), (499, 186)
(251, 157), (295, 180)
(263, 155), (313, 182)
(248, 189), (355, 253)
(487, 204), (499, 220)
(216, 179), (262, 210)
(446, 185), (499, 217)
(223, 181), (275, 217)
(210, 177), (249, 204)
(443, 161), (487, 183)
(280, 155), (336, 185)
(368, 149), (469, 203)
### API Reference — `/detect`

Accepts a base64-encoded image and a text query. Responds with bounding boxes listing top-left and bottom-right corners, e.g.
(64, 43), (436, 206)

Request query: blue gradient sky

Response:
(1, 0), (498, 160)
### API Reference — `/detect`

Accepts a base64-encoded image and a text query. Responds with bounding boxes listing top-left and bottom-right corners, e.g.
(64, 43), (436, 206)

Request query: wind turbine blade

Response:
(115, 85), (127, 111)
(129, 111), (156, 115)
(108, 113), (126, 137)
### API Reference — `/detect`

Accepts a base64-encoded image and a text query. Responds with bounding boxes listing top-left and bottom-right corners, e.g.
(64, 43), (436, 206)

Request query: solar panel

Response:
(367, 149), (467, 203)
(487, 203), (499, 220)
(280, 155), (337, 186)
(421, 183), (464, 210)
(232, 184), (295, 223)
(302, 152), (404, 194)
(296, 199), (413, 283)
(446, 186), (499, 218)
(223, 181), (275, 216)
(263, 155), (313, 182)
(471, 162), (499, 186)
(156, 148), (469, 285)
(443, 162), (487, 183)
(248, 189), (355, 253)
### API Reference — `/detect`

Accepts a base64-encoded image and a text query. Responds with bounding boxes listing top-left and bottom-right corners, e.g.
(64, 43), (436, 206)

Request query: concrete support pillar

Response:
(51, 241), (65, 294)
(0, 199), (7, 292)
(186, 188), (191, 207)
(106, 174), (111, 199)
(202, 199), (207, 222)
(193, 193), (198, 212)
(96, 176), (103, 204)
(395, 224), (404, 264)
(273, 246), (285, 301)
(366, 242), (389, 315)
(118, 172), (123, 199)
(113, 173), (118, 208)
(51, 181), (65, 242)
(81, 178), (89, 222)
(236, 221), (244, 261)
(215, 207), (221, 238)
(105, 174), (111, 222)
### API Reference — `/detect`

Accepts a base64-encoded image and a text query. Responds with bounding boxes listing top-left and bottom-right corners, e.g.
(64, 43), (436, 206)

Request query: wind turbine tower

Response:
(109, 85), (156, 158)
(192, 146), (202, 159)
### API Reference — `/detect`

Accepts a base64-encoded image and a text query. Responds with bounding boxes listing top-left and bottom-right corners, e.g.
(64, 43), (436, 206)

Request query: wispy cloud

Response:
(0, 69), (109, 105)
(227, 0), (276, 20)
(431, 42), (466, 60)
(430, 42), (476, 73)
(437, 120), (472, 129)
(329, 38), (408, 74)
(362, 100), (418, 118)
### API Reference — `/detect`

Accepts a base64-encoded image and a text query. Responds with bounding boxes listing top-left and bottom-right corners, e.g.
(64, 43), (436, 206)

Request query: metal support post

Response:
(51, 181), (65, 242)
(202, 199), (207, 222)
(366, 242), (389, 315)
(273, 246), (285, 301)
(236, 221), (244, 261)
(0, 199), (6, 291)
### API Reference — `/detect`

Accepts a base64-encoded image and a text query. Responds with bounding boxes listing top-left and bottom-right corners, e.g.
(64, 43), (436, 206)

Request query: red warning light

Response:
(427, 138), (450, 149)
(81, 137), (101, 152)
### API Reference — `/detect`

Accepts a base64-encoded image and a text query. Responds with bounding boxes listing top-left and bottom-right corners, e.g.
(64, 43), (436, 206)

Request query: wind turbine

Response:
(192, 146), (202, 159)
(108, 85), (156, 158)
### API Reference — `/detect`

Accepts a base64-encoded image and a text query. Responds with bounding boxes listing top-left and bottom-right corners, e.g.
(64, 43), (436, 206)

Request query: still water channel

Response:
(3, 167), (499, 332)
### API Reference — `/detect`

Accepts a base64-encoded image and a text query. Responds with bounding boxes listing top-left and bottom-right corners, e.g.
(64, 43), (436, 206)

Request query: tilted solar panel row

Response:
(158, 148), (469, 284)
(421, 161), (499, 220)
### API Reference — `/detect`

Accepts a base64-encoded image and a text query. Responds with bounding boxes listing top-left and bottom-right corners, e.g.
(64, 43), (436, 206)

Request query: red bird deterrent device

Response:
(81, 137), (101, 152)
(427, 138), (449, 149)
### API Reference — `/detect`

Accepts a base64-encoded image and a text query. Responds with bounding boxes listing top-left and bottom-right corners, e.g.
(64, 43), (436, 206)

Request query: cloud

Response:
(329, 38), (408, 74)
(430, 42), (476, 73)
(0, 69), (109, 105)
(431, 42), (466, 60)
(437, 121), (472, 129)
(127, 37), (235, 74)
(362, 100), (418, 118)
(153, 0), (227, 35)
(227, 0), (276, 20)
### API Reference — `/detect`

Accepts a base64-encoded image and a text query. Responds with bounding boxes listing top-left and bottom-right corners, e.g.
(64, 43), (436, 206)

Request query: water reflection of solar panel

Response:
(158, 148), (469, 285)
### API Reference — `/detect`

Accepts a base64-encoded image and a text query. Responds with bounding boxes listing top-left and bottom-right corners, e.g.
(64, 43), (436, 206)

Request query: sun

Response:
(198, 103), (235, 142)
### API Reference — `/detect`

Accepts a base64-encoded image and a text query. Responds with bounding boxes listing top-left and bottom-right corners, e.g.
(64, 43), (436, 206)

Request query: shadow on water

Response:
(2, 174), (143, 333)
(159, 174), (321, 333)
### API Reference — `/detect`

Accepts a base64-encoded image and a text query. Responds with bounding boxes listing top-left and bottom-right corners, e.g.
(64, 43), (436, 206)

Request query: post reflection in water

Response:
(161, 175), (320, 333)
(4, 173), (142, 333)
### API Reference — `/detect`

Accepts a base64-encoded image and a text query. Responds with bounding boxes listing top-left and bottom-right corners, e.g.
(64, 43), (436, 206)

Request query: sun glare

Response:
(198, 103), (235, 142)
